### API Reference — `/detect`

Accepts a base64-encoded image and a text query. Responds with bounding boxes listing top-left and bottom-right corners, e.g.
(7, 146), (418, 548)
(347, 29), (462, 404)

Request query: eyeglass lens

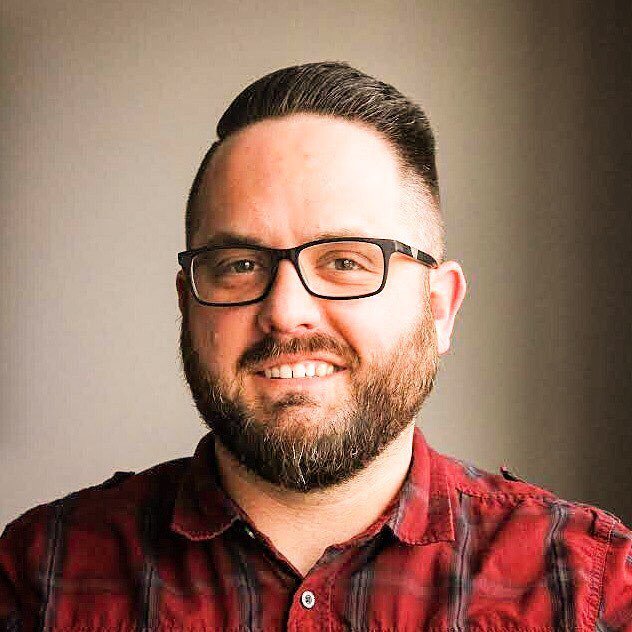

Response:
(191, 241), (385, 304)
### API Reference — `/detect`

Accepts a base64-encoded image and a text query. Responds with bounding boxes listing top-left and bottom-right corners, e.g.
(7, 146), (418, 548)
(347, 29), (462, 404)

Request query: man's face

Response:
(179, 114), (439, 491)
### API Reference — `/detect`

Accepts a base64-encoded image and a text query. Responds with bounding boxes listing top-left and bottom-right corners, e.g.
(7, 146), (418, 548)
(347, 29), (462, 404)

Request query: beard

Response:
(180, 298), (438, 492)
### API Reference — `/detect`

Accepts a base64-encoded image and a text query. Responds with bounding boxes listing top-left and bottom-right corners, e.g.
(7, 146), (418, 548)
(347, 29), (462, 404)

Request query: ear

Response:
(428, 261), (466, 355)
(176, 269), (189, 318)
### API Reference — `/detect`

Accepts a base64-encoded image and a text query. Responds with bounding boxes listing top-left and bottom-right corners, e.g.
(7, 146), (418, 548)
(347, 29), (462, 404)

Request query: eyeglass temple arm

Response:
(393, 241), (438, 268)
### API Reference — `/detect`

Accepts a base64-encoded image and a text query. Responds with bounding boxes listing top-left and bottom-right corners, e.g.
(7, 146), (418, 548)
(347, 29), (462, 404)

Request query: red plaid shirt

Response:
(2, 429), (631, 631)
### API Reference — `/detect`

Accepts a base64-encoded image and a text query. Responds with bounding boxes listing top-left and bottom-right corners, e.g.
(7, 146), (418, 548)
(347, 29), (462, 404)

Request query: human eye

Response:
(331, 256), (365, 271)
(195, 249), (268, 283)
(217, 258), (259, 275)
(319, 249), (378, 274)
(301, 241), (383, 288)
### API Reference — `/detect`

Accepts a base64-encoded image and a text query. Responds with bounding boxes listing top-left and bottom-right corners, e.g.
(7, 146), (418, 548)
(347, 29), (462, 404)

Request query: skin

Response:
(176, 114), (466, 575)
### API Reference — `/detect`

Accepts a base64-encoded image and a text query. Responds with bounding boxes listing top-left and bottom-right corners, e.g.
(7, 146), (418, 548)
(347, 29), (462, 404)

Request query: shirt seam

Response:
(453, 484), (555, 502)
(454, 485), (611, 526)
(587, 513), (618, 630)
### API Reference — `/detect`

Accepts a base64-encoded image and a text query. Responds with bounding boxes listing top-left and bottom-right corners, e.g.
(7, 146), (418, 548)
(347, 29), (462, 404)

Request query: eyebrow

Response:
(203, 232), (266, 247)
(203, 229), (369, 248)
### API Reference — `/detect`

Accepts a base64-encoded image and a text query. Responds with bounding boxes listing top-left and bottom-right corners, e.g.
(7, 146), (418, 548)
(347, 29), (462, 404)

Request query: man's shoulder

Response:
(2, 456), (192, 542)
(438, 449), (559, 500)
(434, 447), (627, 540)
(432, 448), (632, 626)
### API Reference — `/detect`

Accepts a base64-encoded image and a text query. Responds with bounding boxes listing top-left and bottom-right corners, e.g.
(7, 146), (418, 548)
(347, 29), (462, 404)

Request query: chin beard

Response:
(180, 302), (438, 492)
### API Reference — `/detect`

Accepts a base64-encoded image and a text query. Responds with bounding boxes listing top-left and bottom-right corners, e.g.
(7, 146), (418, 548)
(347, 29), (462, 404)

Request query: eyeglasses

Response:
(178, 237), (438, 307)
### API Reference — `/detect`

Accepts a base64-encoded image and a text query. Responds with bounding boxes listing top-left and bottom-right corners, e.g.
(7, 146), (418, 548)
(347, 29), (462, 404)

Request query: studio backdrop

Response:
(1, 1), (630, 527)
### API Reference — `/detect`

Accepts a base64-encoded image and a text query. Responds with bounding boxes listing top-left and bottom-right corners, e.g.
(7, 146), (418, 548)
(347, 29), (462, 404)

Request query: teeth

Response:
(292, 363), (307, 378)
(262, 361), (337, 379)
(315, 363), (329, 377)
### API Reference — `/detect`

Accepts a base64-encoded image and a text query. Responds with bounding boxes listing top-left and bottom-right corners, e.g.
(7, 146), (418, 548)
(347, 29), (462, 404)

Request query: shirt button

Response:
(300, 590), (316, 609)
(243, 525), (255, 539)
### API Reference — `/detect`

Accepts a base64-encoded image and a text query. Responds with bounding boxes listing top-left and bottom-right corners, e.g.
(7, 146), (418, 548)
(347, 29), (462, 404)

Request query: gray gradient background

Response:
(1, 1), (631, 529)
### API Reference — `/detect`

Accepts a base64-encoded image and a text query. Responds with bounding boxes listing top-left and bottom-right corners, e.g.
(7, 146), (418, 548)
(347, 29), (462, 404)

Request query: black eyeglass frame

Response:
(178, 237), (438, 307)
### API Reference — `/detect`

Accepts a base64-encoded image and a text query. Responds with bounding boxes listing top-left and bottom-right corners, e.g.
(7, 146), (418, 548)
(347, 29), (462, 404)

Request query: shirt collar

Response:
(171, 432), (240, 541)
(172, 427), (455, 545)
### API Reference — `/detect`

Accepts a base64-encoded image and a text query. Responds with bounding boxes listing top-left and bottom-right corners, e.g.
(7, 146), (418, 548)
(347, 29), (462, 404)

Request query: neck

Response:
(214, 423), (416, 576)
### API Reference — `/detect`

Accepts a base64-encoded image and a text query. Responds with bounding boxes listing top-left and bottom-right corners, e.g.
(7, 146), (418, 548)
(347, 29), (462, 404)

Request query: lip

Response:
(251, 354), (347, 374)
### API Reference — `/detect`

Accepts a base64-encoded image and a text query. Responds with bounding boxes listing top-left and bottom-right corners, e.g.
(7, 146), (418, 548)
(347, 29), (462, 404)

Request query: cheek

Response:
(383, 266), (428, 315)
(188, 307), (254, 372)
(326, 302), (403, 363)
(330, 276), (427, 360)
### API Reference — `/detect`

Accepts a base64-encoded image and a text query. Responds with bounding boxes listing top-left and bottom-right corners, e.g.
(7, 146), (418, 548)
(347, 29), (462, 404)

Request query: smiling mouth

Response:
(257, 361), (344, 379)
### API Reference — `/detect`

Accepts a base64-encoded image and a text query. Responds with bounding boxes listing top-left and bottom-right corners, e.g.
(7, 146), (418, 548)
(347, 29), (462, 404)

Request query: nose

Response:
(255, 259), (322, 335)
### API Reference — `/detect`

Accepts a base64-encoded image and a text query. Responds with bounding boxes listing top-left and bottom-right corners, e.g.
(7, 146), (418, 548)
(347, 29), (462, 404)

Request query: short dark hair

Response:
(186, 62), (444, 258)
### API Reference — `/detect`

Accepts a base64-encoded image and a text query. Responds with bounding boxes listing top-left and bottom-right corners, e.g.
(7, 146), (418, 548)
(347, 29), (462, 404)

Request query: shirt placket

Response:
(249, 519), (387, 632)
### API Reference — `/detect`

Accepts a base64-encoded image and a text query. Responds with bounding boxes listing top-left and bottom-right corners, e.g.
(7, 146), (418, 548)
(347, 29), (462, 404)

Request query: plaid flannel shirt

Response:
(1, 428), (631, 631)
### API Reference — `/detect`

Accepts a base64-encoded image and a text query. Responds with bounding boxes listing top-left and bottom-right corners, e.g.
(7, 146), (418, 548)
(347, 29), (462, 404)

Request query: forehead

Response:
(193, 114), (421, 248)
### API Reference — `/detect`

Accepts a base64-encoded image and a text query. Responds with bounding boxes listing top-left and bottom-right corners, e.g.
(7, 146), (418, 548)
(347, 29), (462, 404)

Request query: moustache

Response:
(238, 333), (359, 372)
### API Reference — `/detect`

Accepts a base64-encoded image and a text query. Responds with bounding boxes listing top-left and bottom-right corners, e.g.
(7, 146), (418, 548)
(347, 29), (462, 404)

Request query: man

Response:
(1, 62), (630, 631)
